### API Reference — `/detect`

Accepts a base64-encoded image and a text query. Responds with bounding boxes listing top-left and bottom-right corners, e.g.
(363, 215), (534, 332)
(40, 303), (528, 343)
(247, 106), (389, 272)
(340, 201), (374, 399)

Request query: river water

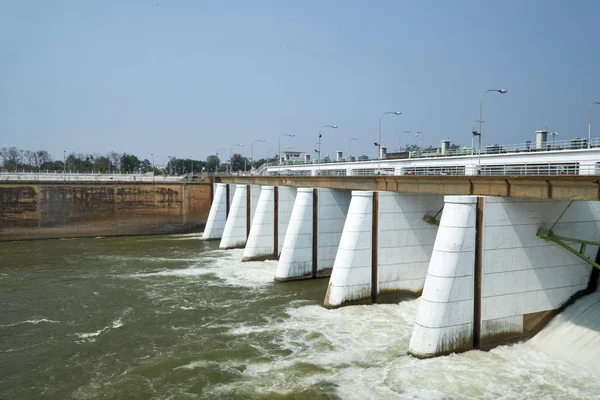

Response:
(1, 233), (600, 399)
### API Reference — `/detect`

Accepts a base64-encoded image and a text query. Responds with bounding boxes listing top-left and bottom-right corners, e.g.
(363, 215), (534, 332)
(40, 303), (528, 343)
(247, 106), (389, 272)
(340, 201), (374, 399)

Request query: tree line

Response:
(0, 146), (273, 174)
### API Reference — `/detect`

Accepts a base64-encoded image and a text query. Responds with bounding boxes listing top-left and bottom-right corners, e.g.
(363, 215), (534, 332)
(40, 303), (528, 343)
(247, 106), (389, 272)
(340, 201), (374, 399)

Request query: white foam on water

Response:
(126, 249), (278, 290)
(1, 318), (60, 327)
(204, 297), (600, 399)
(173, 359), (216, 370)
(529, 291), (600, 372)
(75, 308), (129, 343)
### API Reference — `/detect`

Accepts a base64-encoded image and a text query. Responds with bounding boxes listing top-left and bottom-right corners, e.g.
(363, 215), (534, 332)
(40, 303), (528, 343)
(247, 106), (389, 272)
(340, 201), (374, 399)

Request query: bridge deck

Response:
(217, 175), (600, 201)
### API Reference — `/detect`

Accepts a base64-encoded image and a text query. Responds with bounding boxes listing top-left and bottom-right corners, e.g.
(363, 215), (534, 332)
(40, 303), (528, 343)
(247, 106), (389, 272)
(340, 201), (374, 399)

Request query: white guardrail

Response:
(0, 172), (187, 183)
(272, 137), (600, 167)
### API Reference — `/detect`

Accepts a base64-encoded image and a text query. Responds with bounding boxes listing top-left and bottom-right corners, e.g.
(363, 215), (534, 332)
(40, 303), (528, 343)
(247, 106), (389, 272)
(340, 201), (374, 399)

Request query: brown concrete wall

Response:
(0, 182), (212, 241)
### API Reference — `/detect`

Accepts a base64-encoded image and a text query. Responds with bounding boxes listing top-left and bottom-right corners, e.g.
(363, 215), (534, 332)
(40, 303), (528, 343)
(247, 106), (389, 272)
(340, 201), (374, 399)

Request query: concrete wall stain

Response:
(0, 182), (211, 241)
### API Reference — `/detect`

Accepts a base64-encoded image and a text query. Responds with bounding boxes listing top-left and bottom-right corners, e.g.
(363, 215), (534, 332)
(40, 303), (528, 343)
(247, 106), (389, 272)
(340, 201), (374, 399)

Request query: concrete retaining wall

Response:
(0, 182), (211, 241)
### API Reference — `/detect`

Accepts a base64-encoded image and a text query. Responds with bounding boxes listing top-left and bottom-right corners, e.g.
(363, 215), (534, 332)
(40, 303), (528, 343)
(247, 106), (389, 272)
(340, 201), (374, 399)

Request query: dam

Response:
(204, 141), (600, 359)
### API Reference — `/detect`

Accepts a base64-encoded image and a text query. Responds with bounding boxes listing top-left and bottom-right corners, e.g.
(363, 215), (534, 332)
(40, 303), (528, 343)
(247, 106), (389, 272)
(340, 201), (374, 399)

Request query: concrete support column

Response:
(219, 184), (260, 249)
(409, 195), (477, 358)
(275, 188), (351, 281)
(324, 192), (443, 308)
(243, 186), (275, 261)
(276, 188), (314, 280)
(203, 183), (228, 240)
(278, 187), (297, 254)
(409, 196), (600, 358)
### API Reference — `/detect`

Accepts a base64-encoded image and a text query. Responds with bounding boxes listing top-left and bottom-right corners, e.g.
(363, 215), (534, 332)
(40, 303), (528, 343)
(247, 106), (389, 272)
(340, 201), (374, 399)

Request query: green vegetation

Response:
(0, 146), (256, 175)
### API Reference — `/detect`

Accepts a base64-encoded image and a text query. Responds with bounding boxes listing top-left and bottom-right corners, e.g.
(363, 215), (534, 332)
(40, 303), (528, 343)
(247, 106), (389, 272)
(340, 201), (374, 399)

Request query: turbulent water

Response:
(1, 234), (600, 399)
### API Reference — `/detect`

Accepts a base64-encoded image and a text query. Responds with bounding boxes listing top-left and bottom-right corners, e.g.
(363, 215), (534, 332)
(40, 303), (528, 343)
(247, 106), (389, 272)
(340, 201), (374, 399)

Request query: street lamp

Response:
(266, 149), (275, 167)
(398, 130), (411, 151)
(317, 125), (338, 175)
(215, 147), (228, 173)
(251, 139), (266, 172)
(151, 153), (155, 170)
(550, 132), (559, 148)
(278, 134), (295, 166)
(230, 144), (243, 174)
(377, 111), (402, 174)
(348, 138), (358, 161)
(589, 101), (600, 149)
(478, 89), (507, 174)
(415, 132), (423, 153)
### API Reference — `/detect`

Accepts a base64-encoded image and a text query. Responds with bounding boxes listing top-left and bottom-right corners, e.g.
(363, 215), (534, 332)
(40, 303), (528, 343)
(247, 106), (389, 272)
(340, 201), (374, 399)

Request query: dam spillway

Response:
(205, 179), (600, 359)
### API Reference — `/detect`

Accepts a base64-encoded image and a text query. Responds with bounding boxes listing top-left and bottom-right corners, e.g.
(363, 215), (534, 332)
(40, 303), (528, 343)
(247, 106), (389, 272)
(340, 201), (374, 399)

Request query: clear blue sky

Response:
(2, 0), (599, 165)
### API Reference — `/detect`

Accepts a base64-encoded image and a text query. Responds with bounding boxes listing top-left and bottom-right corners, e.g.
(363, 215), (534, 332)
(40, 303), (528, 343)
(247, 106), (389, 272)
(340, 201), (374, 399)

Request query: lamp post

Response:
(151, 153), (155, 170)
(230, 144), (243, 174)
(414, 132), (422, 153)
(266, 149), (275, 167)
(398, 130), (411, 151)
(63, 150), (66, 172)
(478, 89), (507, 174)
(550, 132), (559, 148)
(190, 156), (193, 175)
(317, 125), (337, 175)
(278, 134), (295, 166)
(215, 147), (228, 174)
(348, 138), (358, 161)
(589, 101), (600, 149)
(251, 139), (266, 172)
(377, 111), (402, 174)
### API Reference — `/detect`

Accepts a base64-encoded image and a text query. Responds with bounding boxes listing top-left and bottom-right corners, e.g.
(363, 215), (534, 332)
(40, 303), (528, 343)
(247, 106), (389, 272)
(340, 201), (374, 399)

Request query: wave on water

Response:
(74, 308), (130, 343)
(1, 318), (59, 328)
(128, 249), (278, 289)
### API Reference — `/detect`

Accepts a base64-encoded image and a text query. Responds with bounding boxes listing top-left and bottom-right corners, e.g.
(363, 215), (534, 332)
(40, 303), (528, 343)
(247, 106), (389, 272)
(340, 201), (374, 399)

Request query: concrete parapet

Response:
(324, 191), (443, 308)
(203, 183), (228, 240)
(275, 188), (351, 281)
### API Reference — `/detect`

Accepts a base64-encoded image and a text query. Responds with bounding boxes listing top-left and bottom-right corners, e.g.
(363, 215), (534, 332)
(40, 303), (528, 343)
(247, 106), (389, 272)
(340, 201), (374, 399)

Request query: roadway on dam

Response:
(2, 234), (600, 399)
(218, 175), (600, 201)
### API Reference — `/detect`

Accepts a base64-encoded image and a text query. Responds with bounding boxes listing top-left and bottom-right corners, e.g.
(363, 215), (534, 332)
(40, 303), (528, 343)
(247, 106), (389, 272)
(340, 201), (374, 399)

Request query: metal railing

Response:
(269, 137), (600, 168)
(0, 171), (186, 183)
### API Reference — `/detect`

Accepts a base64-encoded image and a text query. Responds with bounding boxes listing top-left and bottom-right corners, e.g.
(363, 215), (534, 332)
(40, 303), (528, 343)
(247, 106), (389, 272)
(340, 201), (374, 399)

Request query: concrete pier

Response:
(203, 183), (230, 240)
(409, 196), (600, 358)
(275, 188), (351, 281)
(219, 184), (260, 249)
(242, 186), (297, 262)
(324, 191), (443, 308)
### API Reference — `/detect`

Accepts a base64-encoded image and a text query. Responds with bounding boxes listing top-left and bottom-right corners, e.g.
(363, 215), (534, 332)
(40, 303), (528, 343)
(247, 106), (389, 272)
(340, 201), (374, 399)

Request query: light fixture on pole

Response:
(266, 149), (275, 167)
(478, 89), (507, 174)
(377, 111), (402, 174)
(215, 147), (228, 173)
(414, 132), (423, 153)
(589, 101), (600, 149)
(278, 134), (295, 166)
(348, 138), (358, 161)
(317, 125), (337, 175)
(230, 144), (243, 174)
(398, 130), (411, 151)
(550, 131), (559, 148)
(251, 139), (266, 172)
